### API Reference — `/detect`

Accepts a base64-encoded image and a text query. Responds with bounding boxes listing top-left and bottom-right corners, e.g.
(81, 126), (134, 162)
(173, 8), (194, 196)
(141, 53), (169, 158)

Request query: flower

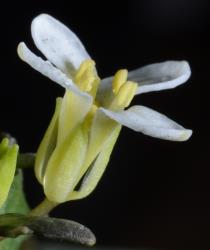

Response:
(17, 14), (192, 203)
(0, 138), (19, 208)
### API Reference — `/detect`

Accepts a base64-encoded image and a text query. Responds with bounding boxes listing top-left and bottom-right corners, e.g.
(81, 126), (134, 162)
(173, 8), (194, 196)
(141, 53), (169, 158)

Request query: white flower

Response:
(17, 14), (192, 203)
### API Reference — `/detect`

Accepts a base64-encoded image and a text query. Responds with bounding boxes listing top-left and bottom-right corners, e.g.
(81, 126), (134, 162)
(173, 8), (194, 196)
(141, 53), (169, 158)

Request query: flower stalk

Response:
(29, 198), (58, 217)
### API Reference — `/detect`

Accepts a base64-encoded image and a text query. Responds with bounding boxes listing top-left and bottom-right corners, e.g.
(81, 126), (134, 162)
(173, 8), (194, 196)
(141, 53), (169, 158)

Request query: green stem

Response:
(29, 198), (58, 216)
(17, 153), (35, 169)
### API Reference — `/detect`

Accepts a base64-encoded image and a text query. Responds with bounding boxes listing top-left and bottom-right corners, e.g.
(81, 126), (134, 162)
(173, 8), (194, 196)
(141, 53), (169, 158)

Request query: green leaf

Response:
(0, 138), (19, 208)
(0, 170), (29, 215)
(0, 236), (26, 250)
(0, 170), (29, 250)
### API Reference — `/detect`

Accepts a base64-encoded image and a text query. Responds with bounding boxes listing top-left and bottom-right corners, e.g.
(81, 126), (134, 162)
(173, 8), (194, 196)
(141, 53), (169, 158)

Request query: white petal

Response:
(100, 106), (192, 141)
(129, 61), (191, 94)
(17, 42), (93, 104)
(98, 61), (191, 100)
(31, 14), (90, 75)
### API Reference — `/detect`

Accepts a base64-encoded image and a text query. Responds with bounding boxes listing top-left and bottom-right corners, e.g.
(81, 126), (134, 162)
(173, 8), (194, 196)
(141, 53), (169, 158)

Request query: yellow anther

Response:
(74, 59), (100, 94)
(117, 81), (137, 107)
(75, 59), (95, 81)
(77, 68), (95, 92)
(89, 76), (101, 99)
(112, 69), (128, 95)
(110, 81), (137, 110)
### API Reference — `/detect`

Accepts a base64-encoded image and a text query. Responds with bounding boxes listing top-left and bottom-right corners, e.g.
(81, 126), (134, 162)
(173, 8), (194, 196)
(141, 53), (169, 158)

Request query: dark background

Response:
(0, 0), (210, 249)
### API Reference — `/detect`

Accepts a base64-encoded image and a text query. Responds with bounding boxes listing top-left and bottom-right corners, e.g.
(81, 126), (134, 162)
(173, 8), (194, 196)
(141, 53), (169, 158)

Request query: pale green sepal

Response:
(75, 109), (119, 184)
(69, 125), (121, 200)
(43, 125), (88, 203)
(0, 139), (19, 208)
(35, 98), (62, 184)
(58, 90), (92, 144)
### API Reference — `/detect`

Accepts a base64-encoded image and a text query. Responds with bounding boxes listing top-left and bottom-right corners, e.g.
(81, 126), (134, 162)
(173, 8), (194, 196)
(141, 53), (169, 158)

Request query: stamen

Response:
(74, 60), (99, 93)
(112, 69), (128, 95)
(75, 60), (95, 81)
(118, 81), (137, 107)
(110, 81), (137, 110)
(88, 76), (100, 99)
(77, 68), (95, 91)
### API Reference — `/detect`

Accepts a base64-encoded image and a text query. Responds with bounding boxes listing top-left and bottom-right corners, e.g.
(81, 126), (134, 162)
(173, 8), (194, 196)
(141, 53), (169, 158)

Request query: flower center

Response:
(75, 60), (137, 114)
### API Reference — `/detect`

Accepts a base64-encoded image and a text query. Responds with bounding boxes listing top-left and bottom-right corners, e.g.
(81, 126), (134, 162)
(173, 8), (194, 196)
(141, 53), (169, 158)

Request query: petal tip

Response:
(180, 60), (191, 79)
(31, 13), (51, 25)
(134, 60), (192, 95)
(31, 13), (54, 40)
(17, 42), (26, 61)
(178, 129), (193, 141)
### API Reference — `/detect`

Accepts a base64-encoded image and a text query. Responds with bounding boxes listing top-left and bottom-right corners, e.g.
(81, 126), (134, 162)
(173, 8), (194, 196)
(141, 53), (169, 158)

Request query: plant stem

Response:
(17, 153), (35, 169)
(29, 198), (58, 216)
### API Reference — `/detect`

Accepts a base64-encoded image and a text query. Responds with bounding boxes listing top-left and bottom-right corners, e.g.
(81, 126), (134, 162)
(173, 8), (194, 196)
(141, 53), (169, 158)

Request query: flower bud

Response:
(0, 138), (19, 208)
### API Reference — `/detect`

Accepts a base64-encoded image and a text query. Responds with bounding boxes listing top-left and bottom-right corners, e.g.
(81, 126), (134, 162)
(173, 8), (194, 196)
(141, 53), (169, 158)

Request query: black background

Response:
(0, 0), (210, 249)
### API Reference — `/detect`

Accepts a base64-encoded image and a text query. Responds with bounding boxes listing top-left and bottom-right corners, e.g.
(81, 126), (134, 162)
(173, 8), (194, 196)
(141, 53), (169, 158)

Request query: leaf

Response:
(0, 138), (19, 208)
(0, 214), (96, 247)
(0, 170), (30, 250)
(0, 170), (29, 215)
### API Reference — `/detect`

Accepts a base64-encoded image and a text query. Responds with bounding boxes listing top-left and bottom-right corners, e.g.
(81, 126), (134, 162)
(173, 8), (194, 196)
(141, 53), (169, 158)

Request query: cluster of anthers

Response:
(75, 60), (138, 124)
